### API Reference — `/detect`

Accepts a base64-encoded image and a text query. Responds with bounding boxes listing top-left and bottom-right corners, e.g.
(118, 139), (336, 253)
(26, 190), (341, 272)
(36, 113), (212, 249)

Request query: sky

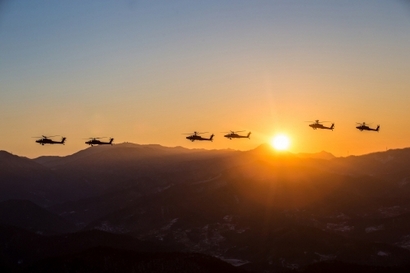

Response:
(1, 0), (410, 158)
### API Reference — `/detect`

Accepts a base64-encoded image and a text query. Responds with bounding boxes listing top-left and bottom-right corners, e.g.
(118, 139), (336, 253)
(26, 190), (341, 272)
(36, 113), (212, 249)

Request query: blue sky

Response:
(1, 0), (410, 157)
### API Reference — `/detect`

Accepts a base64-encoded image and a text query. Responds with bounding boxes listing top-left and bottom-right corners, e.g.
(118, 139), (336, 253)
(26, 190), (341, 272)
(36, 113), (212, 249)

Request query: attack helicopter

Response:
(223, 130), (251, 140)
(185, 132), (214, 142)
(356, 122), (380, 132)
(85, 137), (114, 146)
(308, 120), (335, 130)
(35, 135), (66, 145)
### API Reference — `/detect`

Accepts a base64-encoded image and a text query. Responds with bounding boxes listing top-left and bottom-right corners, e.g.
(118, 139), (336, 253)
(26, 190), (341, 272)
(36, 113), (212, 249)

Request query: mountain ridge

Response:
(3, 144), (410, 271)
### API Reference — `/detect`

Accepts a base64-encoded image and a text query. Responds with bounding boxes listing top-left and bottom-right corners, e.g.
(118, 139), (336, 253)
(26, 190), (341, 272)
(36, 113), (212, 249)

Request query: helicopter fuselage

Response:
(186, 134), (214, 142)
(36, 137), (66, 145)
(309, 123), (334, 130)
(356, 125), (379, 132)
(224, 132), (251, 140)
(85, 138), (114, 146)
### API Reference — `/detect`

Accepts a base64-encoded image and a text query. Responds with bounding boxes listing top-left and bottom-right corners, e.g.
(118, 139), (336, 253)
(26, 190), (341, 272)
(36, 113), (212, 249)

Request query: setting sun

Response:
(271, 134), (290, 151)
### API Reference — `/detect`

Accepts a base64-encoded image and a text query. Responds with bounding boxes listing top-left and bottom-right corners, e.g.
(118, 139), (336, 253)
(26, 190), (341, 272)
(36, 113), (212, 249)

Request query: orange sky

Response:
(1, 1), (410, 158)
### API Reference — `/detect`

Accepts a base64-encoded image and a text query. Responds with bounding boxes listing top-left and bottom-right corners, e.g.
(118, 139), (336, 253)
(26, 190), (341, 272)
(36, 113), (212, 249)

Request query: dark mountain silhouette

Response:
(0, 151), (80, 206)
(297, 150), (335, 160)
(34, 143), (235, 169)
(0, 224), (176, 271)
(0, 199), (75, 234)
(79, 147), (410, 270)
(0, 224), (244, 273)
(35, 143), (239, 197)
(24, 247), (247, 273)
(3, 144), (410, 271)
(299, 261), (410, 273)
(33, 155), (62, 166)
(40, 143), (243, 225)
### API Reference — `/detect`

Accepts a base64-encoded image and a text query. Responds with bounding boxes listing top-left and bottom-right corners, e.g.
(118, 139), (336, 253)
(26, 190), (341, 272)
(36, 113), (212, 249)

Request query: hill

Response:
(3, 144), (410, 271)
(0, 151), (78, 206)
(0, 199), (75, 235)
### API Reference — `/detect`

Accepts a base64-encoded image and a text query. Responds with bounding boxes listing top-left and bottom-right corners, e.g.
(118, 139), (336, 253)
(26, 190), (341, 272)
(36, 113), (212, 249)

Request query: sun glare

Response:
(271, 134), (290, 151)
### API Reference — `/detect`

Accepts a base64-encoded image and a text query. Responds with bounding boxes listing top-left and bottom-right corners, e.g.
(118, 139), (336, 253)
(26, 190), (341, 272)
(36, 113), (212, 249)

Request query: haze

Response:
(1, 0), (410, 158)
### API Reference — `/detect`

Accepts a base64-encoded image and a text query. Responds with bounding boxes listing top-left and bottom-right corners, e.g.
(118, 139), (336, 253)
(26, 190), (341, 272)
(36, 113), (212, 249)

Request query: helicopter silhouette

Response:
(356, 122), (380, 132)
(223, 130), (251, 140)
(35, 135), (66, 145)
(308, 120), (335, 130)
(85, 137), (114, 146)
(185, 132), (214, 142)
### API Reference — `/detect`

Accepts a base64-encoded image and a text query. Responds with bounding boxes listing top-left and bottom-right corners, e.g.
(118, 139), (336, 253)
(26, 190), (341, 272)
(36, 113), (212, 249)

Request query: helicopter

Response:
(308, 120), (335, 130)
(85, 137), (114, 146)
(223, 130), (251, 140)
(35, 135), (66, 145)
(185, 132), (214, 142)
(356, 122), (380, 132)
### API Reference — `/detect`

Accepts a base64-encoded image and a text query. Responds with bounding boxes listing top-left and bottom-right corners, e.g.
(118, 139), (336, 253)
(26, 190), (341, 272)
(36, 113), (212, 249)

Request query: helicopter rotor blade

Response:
(183, 131), (206, 135)
(84, 137), (105, 140)
(306, 120), (330, 123)
(356, 122), (371, 125)
(32, 135), (59, 138)
(225, 130), (246, 133)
